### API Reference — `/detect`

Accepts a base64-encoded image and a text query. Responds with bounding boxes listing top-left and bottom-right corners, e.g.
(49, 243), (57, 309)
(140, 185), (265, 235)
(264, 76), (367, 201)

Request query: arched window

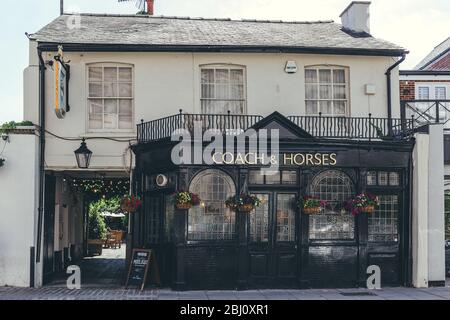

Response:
(309, 170), (355, 240)
(188, 170), (236, 240)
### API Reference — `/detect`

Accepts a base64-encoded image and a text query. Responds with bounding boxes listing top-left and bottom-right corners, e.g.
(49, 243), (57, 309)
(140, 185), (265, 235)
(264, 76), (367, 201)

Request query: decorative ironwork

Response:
(137, 112), (263, 143)
(288, 114), (415, 141)
(137, 112), (414, 143)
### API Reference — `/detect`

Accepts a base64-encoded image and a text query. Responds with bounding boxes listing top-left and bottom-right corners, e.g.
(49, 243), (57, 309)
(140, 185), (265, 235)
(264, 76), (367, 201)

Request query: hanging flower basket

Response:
(0, 158), (5, 168)
(238, 204), (255, 213)
(303, 206), (322, 215)
(226, 194), (261, 213)
(120, 195), (142, 213)
(344, 193), (380, 216)
(360, 205), (376, 214)
(298, 196), (327, 215)
(174, 191), (201, 211)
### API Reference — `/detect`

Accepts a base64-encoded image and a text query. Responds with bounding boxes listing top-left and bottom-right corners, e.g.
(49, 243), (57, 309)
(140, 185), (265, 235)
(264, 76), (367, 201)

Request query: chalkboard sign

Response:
(126, 249), (160, 291)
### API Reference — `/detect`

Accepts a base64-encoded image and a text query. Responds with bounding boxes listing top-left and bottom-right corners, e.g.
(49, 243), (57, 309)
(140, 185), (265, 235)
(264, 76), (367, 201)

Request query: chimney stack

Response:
(147, 0), (154, 15)
(340, 1), (371, 34)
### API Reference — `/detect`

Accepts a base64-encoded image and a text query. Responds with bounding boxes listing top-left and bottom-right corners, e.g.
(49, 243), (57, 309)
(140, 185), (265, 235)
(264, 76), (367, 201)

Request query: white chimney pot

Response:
(340, 1), (371, 34)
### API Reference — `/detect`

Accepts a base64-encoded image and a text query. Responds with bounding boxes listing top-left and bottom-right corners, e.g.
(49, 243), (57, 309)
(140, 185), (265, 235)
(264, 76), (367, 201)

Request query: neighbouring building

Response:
(0, 1), (446, 290)
(399, 37), (450, 251)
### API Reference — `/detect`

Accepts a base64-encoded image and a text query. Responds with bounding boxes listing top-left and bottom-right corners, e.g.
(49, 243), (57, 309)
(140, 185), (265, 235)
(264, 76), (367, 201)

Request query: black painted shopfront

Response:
(131, 112), (415, 290)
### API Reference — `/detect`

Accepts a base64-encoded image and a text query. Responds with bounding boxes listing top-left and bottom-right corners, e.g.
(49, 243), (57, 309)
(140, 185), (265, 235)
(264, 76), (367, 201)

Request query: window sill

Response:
(82, 132), (136, 139)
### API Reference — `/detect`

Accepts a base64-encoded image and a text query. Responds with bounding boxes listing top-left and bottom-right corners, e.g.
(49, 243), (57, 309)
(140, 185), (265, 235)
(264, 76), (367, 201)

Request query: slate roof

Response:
(415, 37), (450, 70)
(31, 13), (406, 56)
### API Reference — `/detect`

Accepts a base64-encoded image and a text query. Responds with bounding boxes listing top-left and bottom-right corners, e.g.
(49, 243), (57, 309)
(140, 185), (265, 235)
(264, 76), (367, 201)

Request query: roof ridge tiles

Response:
(61, 13), (334, 24)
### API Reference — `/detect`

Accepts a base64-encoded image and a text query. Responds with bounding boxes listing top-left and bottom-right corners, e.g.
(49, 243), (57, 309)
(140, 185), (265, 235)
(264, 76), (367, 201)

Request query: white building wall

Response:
(427, 124), (446, 283)
(412, 132), (429, 288)
(412, 124), (446, 287)
(0, 132), (40, 287)
(23, 46), (399, 171)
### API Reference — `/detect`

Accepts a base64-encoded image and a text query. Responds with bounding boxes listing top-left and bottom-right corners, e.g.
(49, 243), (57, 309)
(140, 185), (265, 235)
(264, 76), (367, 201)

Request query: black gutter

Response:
(400, 70), (450, 76)
(37, 42), (407, 57)
(36, 49), (46, 265)
(386, 54), (406, 134)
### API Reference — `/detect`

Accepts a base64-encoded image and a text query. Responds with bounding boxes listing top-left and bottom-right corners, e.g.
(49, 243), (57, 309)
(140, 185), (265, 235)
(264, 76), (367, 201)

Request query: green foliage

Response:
(0, 120), (34, 133)
(88, 197), (128, 237)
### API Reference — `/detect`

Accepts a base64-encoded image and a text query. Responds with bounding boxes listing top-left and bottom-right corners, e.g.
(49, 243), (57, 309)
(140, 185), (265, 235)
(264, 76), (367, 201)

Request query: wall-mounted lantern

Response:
(74, 138), (92, 169)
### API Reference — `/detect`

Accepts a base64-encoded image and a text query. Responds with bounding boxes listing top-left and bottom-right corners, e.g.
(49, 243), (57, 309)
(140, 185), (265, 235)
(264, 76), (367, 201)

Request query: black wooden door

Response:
(248, 192), (298, 287)
(43, 175), (56, 285)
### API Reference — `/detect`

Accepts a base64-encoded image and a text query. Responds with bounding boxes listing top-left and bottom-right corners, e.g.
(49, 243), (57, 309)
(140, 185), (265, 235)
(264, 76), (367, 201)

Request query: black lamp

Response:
(74, 138), (92, 169)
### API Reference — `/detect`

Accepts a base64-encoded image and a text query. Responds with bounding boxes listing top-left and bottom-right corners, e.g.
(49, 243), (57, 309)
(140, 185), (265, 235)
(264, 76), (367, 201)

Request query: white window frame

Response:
(415, 83), (449, 100)
(200, 64), (247, 115)
(86, 63), (135, 133)
(417, 86), (430, 100)
(304, 65), (350, 117)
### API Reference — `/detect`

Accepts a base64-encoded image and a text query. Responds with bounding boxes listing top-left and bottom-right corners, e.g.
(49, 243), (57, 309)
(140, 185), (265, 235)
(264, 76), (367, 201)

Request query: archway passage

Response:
(44, 174), (131, 288)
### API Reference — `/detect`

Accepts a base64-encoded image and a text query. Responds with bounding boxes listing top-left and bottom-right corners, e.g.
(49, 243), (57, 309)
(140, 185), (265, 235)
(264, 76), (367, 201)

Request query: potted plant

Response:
(344, 193), (380, 215)
(174, 191), (201, 210)
(299, 196), (327, 215)
(87, 204), (108, 256)
(120, 195), (143, 213)
(225, 194), (261, 213)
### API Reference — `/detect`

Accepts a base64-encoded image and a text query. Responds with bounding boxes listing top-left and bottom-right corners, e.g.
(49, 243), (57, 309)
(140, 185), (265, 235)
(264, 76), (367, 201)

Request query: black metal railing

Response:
(287, 114), (414, 141)
(137, 111), (415, 143)
(137, 111), (263, 143)
(401, 100), (450, 128)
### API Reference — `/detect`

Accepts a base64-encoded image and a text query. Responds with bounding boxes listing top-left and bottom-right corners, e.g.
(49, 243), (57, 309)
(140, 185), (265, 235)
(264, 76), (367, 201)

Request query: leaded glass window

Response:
(368, 195), (399, 242)
(188, 170), (236, 240)
(309, 170), (355, 240)
(367, 171), (377, 186)
(389, 172), (400, 186)
(250, 194), (269, 242)
(248, 170), (298, 185)
(378, 172), (389, 186)
(276, 194), (296, 242)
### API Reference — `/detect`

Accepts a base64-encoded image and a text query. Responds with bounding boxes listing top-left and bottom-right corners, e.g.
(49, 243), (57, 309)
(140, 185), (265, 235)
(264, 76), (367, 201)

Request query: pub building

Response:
(2, 0), (444, 290)
(132, 112), (414, 290)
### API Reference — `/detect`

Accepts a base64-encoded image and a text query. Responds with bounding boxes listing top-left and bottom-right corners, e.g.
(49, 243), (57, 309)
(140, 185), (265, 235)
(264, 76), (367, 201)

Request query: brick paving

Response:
(1, 247), (449, 300)
(1, 285), (450, 300)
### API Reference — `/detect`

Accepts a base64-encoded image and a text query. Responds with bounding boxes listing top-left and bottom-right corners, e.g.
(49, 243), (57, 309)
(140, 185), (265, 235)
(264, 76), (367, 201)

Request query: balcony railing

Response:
(137, 112), (263, 143)
(137, 111), (415, 144)
(287, 114), (414, 141)
(401, 100), (450, 128)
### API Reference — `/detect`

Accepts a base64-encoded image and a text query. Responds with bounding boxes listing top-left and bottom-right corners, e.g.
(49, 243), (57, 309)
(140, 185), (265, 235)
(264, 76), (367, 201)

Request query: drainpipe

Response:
(386, 54), (406, 135)
(36, 48), (46, 264)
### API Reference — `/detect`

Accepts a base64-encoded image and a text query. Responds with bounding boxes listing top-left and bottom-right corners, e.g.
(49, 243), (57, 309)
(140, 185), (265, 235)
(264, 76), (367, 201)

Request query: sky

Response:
(0, 0), (449, 123)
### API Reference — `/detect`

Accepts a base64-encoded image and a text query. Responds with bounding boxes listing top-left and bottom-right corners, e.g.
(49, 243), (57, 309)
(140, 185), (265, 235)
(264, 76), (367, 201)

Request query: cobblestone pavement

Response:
(1, 247), (449, 300)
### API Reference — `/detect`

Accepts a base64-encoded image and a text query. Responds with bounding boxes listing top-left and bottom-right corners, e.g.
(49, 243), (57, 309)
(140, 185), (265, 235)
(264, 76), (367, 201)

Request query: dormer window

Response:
(201, 65), (246, 115)
(87, 63), (134, 131)
(305, 66), (349, 116)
